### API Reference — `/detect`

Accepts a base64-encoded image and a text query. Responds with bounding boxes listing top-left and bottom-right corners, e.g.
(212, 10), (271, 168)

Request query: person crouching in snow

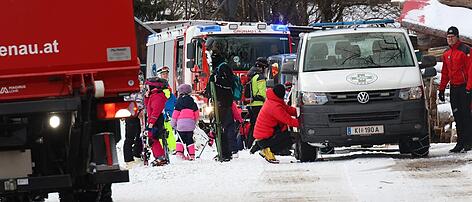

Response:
(171, 84), (199, 160)
(144, 78), (170, 166)
(250, 84), (299, 163)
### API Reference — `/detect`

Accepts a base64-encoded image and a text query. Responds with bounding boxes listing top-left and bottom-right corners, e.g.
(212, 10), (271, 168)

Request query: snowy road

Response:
(109, 144), (472, 202)
(46, 144), (472, 202)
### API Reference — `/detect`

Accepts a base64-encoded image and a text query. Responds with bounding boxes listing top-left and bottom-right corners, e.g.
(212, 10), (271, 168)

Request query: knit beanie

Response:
(447, 26), (459, 37)
(273, 84), (285, 99)
(177, 84), (192, 95)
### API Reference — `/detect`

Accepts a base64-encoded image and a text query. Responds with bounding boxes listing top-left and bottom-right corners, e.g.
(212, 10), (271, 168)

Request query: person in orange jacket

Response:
(251, 84), (299, 163)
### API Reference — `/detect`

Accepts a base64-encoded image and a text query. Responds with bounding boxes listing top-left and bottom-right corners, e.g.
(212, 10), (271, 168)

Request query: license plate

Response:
(347, 125), (384, 136)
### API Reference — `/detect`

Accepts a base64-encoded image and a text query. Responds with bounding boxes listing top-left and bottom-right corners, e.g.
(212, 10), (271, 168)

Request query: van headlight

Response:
(301, 92), (328, 105)
(399, 86), (423, 100)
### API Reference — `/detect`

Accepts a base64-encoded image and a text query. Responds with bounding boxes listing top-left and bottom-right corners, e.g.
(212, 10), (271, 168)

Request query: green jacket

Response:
(248, 74), (266, 107)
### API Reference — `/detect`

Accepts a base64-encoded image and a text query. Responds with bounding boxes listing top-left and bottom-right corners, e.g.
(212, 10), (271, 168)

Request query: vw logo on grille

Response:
(357, 92), (369, 104)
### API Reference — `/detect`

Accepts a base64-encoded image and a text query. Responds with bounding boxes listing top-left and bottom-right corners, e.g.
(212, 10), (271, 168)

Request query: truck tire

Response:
(295, 139), (318, 162)
(410, 134), (430, 158)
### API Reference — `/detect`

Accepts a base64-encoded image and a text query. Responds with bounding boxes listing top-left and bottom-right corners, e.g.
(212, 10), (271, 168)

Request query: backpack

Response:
(232, 75), (243, 100)
(205, 62), (242, 101)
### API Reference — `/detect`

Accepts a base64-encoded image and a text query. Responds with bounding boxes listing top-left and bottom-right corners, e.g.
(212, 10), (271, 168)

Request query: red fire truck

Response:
(145, 21), (292, 118)
(0, 0), (139, 201)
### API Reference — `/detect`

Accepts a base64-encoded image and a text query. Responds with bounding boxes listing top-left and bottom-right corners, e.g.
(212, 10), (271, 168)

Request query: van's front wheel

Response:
(411, 134), (430, 158)
(295, 139), (318, 162)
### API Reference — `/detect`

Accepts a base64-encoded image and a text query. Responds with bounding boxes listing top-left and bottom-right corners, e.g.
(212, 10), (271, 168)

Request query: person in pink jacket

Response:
(144, 78), (170, 166)
(171, 84), (199, 160)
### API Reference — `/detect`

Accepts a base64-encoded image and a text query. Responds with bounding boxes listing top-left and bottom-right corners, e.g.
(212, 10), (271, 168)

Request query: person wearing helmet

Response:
(158, 66), (177, 153)
(204, 37), (236, 162)
(245, 57), (268, 148)
(144, 77), (171, 166)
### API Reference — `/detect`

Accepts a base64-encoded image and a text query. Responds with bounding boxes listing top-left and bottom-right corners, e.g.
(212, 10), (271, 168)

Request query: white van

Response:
(283, 27), (437, 162)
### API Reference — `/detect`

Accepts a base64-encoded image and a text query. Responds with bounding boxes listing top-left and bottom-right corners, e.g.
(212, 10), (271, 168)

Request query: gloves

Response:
(438, 91), (445, 102)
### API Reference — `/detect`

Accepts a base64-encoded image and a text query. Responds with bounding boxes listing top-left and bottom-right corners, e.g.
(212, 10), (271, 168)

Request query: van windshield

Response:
(303, 32), (415, 72)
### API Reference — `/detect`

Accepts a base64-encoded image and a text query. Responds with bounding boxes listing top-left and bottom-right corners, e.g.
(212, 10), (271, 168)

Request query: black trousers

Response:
(124, 117), (142, 162)
(218, 106), (234, 159)
(177, 131), (194, 145)
(247, 106), (262, 147)
(256, 128), (293, 154)
(450, 85), (472, 146)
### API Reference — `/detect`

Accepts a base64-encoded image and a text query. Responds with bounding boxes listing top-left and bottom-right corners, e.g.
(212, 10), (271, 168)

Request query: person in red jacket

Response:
(439, 26), (472, 153)
(144, 78), (170, 166)
(251, 84), (299, 163)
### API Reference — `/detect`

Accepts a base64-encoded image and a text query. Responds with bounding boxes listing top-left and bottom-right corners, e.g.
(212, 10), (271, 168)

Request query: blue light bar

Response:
(309, 19), (395, 27)
(198, 25), (221, 32)
(271, 24), (289, 32)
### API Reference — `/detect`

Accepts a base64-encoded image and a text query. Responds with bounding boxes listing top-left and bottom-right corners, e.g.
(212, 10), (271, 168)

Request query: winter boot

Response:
(175, 142), (185, 159)
(187, 144), (195, 161)
(151, 157), (167, 166)
(259, 148), (279, 163)
(449, 144), (464, 153)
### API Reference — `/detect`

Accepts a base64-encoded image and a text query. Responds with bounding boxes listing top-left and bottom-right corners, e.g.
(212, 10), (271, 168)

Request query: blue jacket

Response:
(164, 93), (176, 120)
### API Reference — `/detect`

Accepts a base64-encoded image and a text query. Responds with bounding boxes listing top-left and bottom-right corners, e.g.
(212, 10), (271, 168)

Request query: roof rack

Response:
(309, 19), (395, 28)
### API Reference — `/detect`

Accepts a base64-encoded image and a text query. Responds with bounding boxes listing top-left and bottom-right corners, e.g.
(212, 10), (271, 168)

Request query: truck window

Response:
(210, 34), (290, 71)
(303, 32), (415, 72)
(176, 38), (184, 85)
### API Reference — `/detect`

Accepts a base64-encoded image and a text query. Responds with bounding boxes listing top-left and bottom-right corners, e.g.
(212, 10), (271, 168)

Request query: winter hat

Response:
(255, 57), (268, 68)
(273, 84), (285, 99)
(447, 26), (459, 37)
(177, 84), (192, 95)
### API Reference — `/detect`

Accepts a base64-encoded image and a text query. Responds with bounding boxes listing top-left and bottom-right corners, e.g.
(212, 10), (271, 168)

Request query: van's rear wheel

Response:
(295, 139), (318, 162)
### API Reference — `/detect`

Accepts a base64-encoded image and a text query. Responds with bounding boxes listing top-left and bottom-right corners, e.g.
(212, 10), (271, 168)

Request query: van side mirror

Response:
(419, 55), (436, 69)
(281, 61), (297, 75)
(422, 67), (437, 78)
(187, 42), (195, 60)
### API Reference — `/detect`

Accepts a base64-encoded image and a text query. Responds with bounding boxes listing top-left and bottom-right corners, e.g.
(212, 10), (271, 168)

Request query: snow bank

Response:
(400, 0), (472, 39)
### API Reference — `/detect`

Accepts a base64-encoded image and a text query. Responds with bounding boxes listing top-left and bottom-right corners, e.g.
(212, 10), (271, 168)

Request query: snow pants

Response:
(150, 114), (166, 159)
(450, 85), (472, 146)
(124, 117), (143, 162)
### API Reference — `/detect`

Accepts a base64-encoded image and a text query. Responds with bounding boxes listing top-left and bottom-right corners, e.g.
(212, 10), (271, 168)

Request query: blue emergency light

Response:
(198, 25), (221, 32)
(309, 19), (394, 27)
(271, 24), (289, 32)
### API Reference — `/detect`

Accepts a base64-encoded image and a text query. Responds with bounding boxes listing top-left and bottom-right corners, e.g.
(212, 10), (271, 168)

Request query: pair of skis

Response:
(141, 121), (171, 166)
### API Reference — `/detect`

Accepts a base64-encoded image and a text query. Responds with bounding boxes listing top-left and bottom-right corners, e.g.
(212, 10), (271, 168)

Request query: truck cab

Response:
(284, 25), (437, 162)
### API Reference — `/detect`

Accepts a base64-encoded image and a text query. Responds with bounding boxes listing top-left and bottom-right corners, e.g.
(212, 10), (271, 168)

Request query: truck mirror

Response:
(281, 61), (297, 75)
(266, 79), (275, 88)
(422, 67), (437, 78)
(187, 43), (195, 60)
(186, 60), (195, 69)
(419, 55), (436, 69)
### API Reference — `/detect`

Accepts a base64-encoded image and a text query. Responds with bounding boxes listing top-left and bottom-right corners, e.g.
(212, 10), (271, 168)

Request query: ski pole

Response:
(174, 130), (190, 159)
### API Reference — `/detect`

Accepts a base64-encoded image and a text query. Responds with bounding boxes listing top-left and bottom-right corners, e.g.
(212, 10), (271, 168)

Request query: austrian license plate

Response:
(347, 125), (384, 136)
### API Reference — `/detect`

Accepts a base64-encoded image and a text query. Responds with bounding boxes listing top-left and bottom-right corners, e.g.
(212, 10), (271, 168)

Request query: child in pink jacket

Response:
(171, 84), (199, 160)
(144, 78), (170, 166)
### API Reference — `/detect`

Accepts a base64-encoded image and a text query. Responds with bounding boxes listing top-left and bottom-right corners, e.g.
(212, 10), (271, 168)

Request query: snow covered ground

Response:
(47, 142), (472, 202)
